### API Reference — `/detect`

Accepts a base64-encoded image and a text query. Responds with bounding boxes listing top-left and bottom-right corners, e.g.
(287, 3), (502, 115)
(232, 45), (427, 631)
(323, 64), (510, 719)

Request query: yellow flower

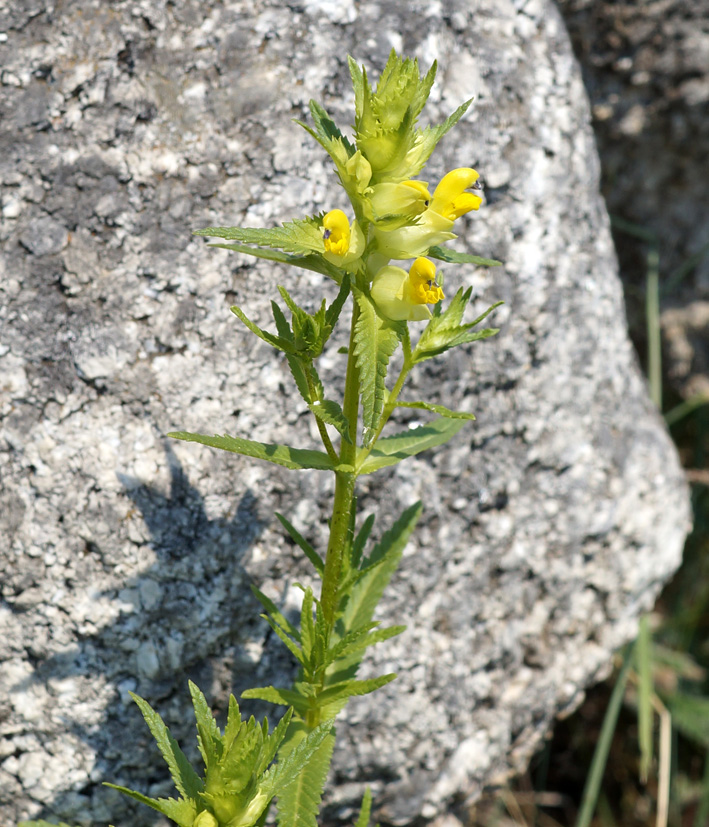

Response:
(430, 167), (482, 219)
(321, 209), (365, 268)
(373, 168), (481, 258)
(370, 257), (444, 321)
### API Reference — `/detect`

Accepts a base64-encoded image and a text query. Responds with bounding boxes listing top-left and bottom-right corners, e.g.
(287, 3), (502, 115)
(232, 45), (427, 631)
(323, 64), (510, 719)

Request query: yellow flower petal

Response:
(431, 167), (482, 220)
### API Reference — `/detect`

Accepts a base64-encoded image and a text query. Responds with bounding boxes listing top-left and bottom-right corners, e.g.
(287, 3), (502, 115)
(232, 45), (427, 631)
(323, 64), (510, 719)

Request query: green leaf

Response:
(396, 400), (475, 420)
(252, 586), (301, 640)
(325, 274), (351, 331)
(352, 513), (375, 570)
(413, 291), (502, 364)
(356, 417), (468, 475)
(204, 241), (343, 281)
(231, 305), (297, 354)
(316, 674), (397, 706)
(168, 431), (337, 472)
(339, 503), (421, 644)
(275, 513), (325, 576)
(103, 787), (197, 827)
(269, 721), (334, 792)
(428, 245), (502, 267)
(19, 822), (80, 827)
(241, 686), (311, 714)
(189, 680), (222, 771)
(256, 707), (294, 777)
(195, 218), (324, 256)
(129, 692), (204, 801)
(354, 787), (373, 827)
(668, 693), (709, 748)
(264, 613), (306, 667)
(275, 725), (336, 827)
(308, 398), (352, 444)
(299, 587), (316, 665)
(323, 624), (406, 671)
(353, 290), (400, 445)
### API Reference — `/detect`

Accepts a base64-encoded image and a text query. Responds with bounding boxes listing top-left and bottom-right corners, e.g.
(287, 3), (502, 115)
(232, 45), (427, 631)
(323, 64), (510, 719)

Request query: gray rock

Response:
(0, 1), (690, 826)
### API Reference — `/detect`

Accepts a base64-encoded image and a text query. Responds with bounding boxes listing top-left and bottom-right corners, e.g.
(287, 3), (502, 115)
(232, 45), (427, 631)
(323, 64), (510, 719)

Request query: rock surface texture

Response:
(0, 1), (691, 825)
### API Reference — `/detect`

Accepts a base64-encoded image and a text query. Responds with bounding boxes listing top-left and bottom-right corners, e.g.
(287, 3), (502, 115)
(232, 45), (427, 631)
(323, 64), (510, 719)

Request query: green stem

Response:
(319, 301), (360, 630)
(305, 361), (339, 462)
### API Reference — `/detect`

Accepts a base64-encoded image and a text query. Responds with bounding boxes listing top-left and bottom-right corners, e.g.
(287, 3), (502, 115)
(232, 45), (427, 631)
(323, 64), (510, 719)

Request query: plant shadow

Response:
(13, 442), (278, 827)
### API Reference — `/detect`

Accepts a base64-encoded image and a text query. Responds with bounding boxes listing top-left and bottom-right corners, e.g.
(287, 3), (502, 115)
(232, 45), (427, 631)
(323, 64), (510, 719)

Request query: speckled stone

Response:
(0, 1), (690, 825)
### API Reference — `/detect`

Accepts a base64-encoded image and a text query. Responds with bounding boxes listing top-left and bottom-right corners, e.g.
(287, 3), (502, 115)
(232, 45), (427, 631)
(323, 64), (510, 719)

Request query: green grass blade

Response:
(575, 649), (633, 827)
(646, 247), (662, 409)
(635, 615), (653, 783)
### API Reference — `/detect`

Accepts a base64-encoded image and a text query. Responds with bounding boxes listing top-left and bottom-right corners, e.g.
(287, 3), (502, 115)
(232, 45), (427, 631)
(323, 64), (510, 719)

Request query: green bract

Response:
(105, 684), (333, 827)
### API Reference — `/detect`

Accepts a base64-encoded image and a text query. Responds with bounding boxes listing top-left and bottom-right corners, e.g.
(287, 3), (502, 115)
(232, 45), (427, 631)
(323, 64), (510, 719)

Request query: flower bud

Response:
(321, 210), (365, 268)
(370, 258), (444, 321)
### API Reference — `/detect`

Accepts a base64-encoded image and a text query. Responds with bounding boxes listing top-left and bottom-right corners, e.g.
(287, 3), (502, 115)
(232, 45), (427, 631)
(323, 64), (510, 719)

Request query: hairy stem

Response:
(319, 300), (360, 632)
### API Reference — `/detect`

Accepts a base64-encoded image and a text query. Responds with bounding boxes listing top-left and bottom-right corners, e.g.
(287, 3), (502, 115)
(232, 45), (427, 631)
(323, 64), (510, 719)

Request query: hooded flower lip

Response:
(372, 168), (482, 258)
(430, 168), (482, 220)
(370, 257), (444, 321)
(321, 209), (365, 267)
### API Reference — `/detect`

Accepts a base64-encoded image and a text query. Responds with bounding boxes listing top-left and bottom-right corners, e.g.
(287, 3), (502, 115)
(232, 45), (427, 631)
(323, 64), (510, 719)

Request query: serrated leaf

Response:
(264, 614), (306, 667)
(353, 291), (400, 445)
(241, 686), (310, 714)
(323, 624), (406, 672)
(231, 305), (297, 354)
(195, 219), (324, 256)
(168, 431), (337, 472)
(275, 725), (336, 827)
(428, 245), (502, 267)
(252, 586), (300, 640)
(256, 707), (294, 777)
(356, 418), (468, 475)
(269, 721), (334, 794)
(354, 787), (373, 827)
(326, 274), (351, 331)
(396, 401), (475, 420)
(315, 674), (396, 706)
(338, 502), (421, 657)
(189, 681), (222, 771)
(413, 292), (502, 363)
(300, 587), (315, 665)
(204, 241), (343, 282)
(103, 786), (197, 827)
(308, 398), (352, 444)
(351, 513), (375, 570)
(129, 693), (204, 801)
(275, 513), (325, 576)
(406, 97), (474, 178)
